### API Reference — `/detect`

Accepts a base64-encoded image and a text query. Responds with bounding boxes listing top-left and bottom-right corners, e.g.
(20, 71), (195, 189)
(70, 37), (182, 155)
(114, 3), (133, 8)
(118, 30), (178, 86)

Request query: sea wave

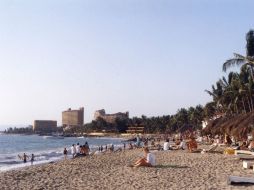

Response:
(0, 135), (124, 172)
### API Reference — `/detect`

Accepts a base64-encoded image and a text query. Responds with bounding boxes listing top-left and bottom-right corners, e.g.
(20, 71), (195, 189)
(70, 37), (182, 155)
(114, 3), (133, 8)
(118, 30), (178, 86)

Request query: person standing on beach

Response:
(136, 135), (141, 147)
(84, 142), (90, 155)
(71, 144), (76, 158)
(63, 148), (68, 159)
(76, 143), (80, 155)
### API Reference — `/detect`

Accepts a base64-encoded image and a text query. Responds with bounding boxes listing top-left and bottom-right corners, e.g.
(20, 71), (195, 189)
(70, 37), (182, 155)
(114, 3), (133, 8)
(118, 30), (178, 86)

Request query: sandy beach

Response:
(0, 147), (253, 190)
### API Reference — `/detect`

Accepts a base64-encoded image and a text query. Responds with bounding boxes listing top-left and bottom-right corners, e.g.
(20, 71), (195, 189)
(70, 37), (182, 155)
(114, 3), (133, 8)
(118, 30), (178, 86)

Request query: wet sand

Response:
(0, 148), (253, 190)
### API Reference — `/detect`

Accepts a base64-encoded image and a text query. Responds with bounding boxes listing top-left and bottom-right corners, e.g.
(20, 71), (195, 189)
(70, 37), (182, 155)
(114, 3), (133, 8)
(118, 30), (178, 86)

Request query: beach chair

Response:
(203, 144), (218, 153)
(235, 150), (254, 156)
(237, 154), (254, 160)
(243, 160), (254, 169)
(228, 176), (254, 185)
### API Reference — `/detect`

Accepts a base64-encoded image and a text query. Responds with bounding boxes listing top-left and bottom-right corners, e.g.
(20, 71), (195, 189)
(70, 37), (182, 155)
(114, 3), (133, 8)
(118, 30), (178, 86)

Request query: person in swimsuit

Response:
(63, 148), (68, 159)
(31, 154), (35, 165)
(188, 137), (198, 152)
(19, 153), (29, 163)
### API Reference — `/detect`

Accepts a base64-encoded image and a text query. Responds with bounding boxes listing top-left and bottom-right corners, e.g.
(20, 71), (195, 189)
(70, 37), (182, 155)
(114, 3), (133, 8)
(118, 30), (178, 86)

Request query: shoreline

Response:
(0, 134), (126, 173)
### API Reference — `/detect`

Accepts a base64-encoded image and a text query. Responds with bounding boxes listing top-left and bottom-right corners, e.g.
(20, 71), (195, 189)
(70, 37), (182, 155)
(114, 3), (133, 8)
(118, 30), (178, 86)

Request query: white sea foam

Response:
(0, 134), (124, 172)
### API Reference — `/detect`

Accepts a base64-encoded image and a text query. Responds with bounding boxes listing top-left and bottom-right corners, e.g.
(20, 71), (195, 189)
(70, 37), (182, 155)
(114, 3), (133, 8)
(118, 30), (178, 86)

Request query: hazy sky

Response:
(0, 0), (253, 128)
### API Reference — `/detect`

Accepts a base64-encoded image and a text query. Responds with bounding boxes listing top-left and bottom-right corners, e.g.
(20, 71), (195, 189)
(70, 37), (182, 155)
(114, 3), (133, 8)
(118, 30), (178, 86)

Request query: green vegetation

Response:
(5, 126), (33, 134)
(207, 30), (254, 115)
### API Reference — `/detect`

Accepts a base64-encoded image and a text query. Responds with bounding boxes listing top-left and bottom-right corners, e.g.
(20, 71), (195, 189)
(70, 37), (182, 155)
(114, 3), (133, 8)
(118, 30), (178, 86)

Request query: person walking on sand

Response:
(63, 148), (68, 159)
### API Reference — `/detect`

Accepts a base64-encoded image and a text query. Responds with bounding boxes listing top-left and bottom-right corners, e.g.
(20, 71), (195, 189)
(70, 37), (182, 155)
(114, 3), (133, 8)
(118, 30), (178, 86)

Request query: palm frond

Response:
(205, 90), (214, 96)
(219, 79), (227, 88)
(233, 53), (245, 59)
(222, 57), (245, 72)
(235, 53), (254, 64)
(222, 76), (229, 86)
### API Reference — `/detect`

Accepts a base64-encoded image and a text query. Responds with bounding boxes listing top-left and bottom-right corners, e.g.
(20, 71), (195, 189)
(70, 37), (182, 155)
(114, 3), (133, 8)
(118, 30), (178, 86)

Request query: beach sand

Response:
(0, 147), (254, 190)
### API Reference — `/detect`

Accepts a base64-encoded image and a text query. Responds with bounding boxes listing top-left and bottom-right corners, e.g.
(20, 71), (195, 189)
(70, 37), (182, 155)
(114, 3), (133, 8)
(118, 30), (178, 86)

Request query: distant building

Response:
(94, 109), (129, 123)
(126, 124), (144, 134)
(62, 107), (84, 128)
(33, 120), (57, 133)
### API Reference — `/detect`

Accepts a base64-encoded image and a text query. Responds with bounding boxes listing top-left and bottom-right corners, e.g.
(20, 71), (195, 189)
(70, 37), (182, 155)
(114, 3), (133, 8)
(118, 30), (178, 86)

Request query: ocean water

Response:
(0, 133), (124, 172)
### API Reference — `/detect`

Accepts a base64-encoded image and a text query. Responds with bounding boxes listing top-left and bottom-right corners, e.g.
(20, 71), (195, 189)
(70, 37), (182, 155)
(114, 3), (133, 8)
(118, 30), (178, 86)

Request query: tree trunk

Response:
(250, 94), (254, 111)
(235, 104), (239, 114)
(247, 97), (252, 112)
(242, 99), (247, 113)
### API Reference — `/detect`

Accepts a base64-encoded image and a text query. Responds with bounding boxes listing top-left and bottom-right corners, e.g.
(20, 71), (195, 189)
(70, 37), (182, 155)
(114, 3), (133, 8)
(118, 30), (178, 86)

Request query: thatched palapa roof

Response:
(202, 112), (254, 139)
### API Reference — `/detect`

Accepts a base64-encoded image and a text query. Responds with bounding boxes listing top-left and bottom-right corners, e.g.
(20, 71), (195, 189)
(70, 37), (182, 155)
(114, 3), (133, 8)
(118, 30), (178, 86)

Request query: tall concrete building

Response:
(33, 120), (57, 133)
(62, 107), (84, 128)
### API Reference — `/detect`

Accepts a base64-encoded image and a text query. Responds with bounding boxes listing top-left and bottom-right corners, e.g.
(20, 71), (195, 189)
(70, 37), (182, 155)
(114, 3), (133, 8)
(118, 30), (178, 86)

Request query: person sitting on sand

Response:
(248, 140), (254, 151)
(128, 143), (133, 150)
(163, 139), (170, 151)
(151, 140), (155, 147)
(82, 145), (87, 155)
(188, 137), (198, 152)
(224, 134), (232, 146)
(239, 141), (249, 150)
(178, 139), (187, 150)
(132, 147), (156, 167)
(175, 139), (180, 146)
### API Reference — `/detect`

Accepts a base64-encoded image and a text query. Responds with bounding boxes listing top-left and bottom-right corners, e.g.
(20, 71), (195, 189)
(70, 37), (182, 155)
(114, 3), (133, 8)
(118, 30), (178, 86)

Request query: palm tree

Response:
(205, 81), (226, 112)
(246, 30), (254, 57)
(222, 30), (254, 73)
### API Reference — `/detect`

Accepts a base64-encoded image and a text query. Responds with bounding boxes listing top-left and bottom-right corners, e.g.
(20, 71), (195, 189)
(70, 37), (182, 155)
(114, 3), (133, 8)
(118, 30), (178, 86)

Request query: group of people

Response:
(65, 142), (90, 159)
(162, 137), (198, 152)
(130, 135), (199, 168)
(98, 144), (115, 152)
(18, 153), (35, 164)
(202, 133), (254, 152)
